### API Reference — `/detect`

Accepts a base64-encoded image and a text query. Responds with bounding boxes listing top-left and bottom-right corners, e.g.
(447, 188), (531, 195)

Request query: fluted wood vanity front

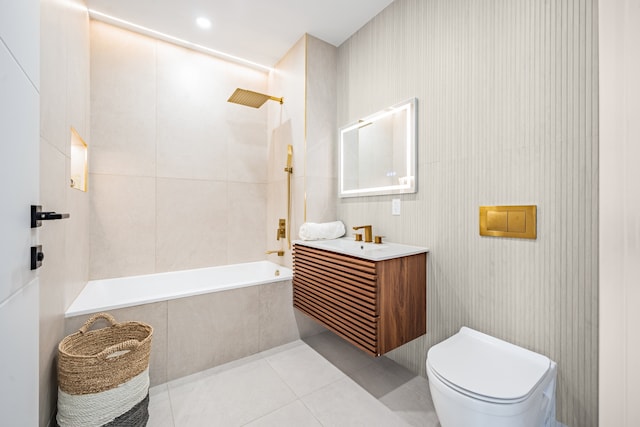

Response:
(293, 242), (427, 356)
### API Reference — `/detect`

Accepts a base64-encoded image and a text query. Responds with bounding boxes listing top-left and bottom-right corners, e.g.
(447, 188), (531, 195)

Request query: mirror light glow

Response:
(339, 98), (417, 198)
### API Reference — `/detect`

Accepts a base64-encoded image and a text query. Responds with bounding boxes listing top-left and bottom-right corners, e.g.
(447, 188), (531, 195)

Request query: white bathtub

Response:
(66, 261), (293, 317)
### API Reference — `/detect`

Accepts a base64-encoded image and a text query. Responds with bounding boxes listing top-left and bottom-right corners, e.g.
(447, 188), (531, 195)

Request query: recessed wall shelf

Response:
(70, 127), (88, 192)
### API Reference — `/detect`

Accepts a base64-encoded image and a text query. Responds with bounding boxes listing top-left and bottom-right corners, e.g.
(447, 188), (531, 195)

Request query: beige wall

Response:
(305, 36), (339, 225)
(89, 22), (269, 279)
(266, 36), (306, 266)
(39, 0), (91, 425)
(266, 35), (338, 268)
(599, 0), (640, 425)
(337, 0), (598, 425)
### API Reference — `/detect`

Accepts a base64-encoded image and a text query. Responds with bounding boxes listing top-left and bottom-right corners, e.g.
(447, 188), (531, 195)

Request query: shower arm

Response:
(285, 145), (293, 249)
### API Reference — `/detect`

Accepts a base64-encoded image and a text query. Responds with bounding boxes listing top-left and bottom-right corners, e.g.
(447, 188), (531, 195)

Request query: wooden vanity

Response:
(293, 241), (427, 356)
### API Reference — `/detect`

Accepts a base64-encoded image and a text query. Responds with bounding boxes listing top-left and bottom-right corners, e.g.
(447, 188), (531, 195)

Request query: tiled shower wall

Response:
(89, 22), (269, 279)
(337, 0), (598, 425)
(266, 35), (338, 268)
(39, 0), (91, 425)
(266, 36), (306, 267)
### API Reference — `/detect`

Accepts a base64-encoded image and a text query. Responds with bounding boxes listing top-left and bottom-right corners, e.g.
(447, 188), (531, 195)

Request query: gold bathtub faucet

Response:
(352, 225), (373, 243)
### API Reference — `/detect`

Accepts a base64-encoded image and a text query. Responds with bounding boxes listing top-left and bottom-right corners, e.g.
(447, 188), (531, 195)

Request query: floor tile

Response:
(303, 331), (376, 375)
(166, 352), (264, 390)
(259, 339), (306, 358)
(168, 358), (297, 426)
(243, 400), (322, 427)
(302, 377), (410, 427)
(265, 344), (345, 397)
(379, 376), (440, 427)
(349, 355), (416, 398)
(147, 384), (174, 427)
(146, 338), (440, 427)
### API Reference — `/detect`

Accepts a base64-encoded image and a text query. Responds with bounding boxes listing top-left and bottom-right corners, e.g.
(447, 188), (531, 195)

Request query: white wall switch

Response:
(392, 198), (401, 215)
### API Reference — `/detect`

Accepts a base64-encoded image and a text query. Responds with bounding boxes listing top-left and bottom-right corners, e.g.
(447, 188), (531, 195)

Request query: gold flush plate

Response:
(479, 205), (536, 239)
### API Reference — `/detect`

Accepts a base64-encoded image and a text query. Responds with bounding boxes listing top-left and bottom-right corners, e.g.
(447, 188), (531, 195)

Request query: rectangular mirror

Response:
(339, 98), (417, 198)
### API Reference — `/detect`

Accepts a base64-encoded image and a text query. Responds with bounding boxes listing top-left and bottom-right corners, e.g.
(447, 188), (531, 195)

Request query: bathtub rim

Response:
(65, 261), (293, 318)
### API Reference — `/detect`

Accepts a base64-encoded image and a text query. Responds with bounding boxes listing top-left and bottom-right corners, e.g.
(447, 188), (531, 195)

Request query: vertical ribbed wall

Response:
(337, 1), (598, 425)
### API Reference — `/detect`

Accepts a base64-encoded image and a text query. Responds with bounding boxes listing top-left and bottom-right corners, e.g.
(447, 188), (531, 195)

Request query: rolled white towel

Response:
(299, 221), (346, 241)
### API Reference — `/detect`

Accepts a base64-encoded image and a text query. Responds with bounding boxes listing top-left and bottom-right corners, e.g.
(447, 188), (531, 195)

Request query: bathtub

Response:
(66, 261), (293, 317)
(63, 260), (318, 385)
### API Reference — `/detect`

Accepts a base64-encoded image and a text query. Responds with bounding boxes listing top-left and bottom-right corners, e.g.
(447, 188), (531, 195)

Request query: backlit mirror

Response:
(339, 98), (417, 198)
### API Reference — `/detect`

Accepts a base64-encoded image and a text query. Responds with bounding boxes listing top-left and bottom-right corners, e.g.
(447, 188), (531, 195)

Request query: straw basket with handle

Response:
(57, 313), (153, 427)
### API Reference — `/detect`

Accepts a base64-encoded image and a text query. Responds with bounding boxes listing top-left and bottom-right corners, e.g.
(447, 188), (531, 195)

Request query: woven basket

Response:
(58, 313), (153, 395)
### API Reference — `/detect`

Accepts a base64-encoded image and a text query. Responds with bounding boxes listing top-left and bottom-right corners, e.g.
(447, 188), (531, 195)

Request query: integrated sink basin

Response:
(293, 237), (428, 261)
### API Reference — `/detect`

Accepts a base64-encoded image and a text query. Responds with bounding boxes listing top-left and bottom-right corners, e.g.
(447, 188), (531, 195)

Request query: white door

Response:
(0, 1), (41, 425)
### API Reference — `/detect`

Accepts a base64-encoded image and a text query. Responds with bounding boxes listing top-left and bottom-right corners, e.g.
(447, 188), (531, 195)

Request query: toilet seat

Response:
(427, 327), (551, 404)
(427, 361), (528, 404)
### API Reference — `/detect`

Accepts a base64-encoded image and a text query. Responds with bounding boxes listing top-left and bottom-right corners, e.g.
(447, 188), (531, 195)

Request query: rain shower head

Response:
(227, 88), (283, 108)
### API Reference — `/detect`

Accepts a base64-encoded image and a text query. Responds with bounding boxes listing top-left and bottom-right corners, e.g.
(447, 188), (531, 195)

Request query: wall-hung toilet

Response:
(426, 327), (557, 427)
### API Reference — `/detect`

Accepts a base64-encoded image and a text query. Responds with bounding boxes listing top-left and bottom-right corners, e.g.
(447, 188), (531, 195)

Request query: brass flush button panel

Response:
(479, 205), (536, 239)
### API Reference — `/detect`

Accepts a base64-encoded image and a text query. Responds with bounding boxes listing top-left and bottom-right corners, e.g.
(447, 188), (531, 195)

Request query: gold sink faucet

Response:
(352, 225), (373, 243)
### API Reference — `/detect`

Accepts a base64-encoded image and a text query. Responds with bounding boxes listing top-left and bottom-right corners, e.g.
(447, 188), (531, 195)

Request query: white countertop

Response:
(293, 238), (428, 261)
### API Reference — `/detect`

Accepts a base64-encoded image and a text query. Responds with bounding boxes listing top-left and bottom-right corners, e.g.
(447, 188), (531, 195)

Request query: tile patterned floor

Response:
(147, 332), (440, 427)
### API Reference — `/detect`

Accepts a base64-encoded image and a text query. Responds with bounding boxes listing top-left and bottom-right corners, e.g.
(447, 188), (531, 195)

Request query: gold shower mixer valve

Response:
(277, 218), (286, 240)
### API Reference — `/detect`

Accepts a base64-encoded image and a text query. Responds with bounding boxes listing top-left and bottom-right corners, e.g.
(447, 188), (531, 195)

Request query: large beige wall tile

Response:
(90, 23), (270, 278)
(306, 36), (337, 180)
(40, 0), (68, 154)
(267, 37), (305, 164)
(228, 141), (268, 184)
(89, 174), (156, 279)
(156, 44), (229, 181)
(267, 120), (294, 183)
(266, 180), (287, 257)
(291, 175), (307, 241)
(38, 140), (68, 427)
(65, 0), (90, 141)
(167, 287), (260, 380)
(39, 2), (92, 425)
(258, 281), (300, 350)
(90, 21), (156, 177)
(227, 183), (267, 264)
(304, 177), (338, 224)
(156, 178), (228, 272)
(65, 176), (91, 308)
(156, 43), (268, 182)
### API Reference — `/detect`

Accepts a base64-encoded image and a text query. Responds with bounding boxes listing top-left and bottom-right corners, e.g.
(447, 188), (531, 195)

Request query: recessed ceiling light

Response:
(196, 17), (211, 29)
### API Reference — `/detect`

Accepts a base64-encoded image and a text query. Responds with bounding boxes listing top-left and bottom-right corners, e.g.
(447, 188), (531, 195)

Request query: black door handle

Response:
(39, 212), (70, 220)
(31, 205), (70, 228)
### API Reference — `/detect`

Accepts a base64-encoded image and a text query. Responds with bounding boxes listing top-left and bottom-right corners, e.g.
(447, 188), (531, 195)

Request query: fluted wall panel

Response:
(337, 1), (598, 425)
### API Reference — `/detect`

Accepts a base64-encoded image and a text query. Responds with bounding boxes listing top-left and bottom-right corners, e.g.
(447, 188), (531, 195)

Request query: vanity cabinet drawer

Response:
(293, 244), (426, 356)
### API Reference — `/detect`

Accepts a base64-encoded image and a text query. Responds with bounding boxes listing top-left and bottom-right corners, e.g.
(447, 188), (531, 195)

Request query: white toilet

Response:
(426, 327), (557, 427)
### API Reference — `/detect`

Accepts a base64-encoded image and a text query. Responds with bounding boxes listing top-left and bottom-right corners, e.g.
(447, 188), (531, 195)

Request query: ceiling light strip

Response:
(88, 9), (273, 73)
